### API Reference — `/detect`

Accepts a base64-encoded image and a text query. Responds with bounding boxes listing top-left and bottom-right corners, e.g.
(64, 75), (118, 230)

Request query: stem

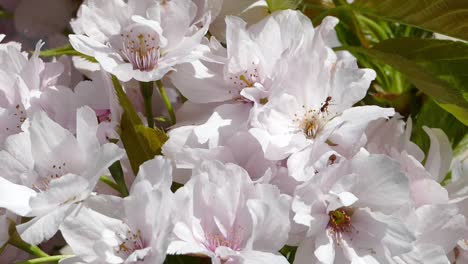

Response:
(357, 14), (389, 41)
(108, 161), (129, 197)
(347, 10), (371, 48)
(333, 0), (348, 6)
(140, 81), (155, 128)
(100, 176), (121, 194)
(0, 242), (7, 255)
(156, 80), (176, 125)
(393, 71), (405, 94)
(15, 255), (74, 264)
(8, 225), (48, 258)
(302, 3), (328, 12)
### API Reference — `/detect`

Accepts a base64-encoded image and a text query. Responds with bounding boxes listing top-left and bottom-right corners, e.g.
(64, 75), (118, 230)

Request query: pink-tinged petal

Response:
(410, 178), (449, 207)
(423, 126), (452, 182)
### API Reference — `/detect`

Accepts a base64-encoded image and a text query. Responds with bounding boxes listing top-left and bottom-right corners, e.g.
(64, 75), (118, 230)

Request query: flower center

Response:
(303, 118), (320, 139)
(204, 229), (243, 253)
(227, 62), (262, 102)
(293, 108), (325, 139)
(328, 209), (352, 234)
(293, 97), (335, 139)
(95, 109), (112, 124)
(32, 162), (69, 192)
(116, 229), (146, 258)
(121, 25), (160, 72)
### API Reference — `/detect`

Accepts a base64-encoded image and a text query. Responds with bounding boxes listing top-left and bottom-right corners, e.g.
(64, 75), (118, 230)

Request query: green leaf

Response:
(439, 102), (468, 126)
(454, 134), (468, 156)
(343, 38), (468, 124)
(112, 76), (168, 175)
(108, 161), (129, 197)
(0, 10), (12, 18)
(412, 99), (467, 154)
(351, 0), (468, 41)
(280, 245), (298, 263)
(266, 0), (301, 12)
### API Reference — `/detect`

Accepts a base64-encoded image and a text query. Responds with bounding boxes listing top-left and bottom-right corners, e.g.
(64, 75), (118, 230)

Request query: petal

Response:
(333, 154), (410, 213)
(314, 232), (335, 264)
(294, 236), (320, 264)
(170, 61), (233, 103)
(423, 126), (452, 182)
(69, 34), (115, 58)
(76, 106), (100, 155)
(70, 0), (129, 42)
(351, 208), (414, 258)
(0, 177), (35, 216)
(61, 206), (126, 259)
(327, 106), (395, 157)
(131, 156), (173, 193)
(17, 204), (73, 245)
(247, 185), (290, 251)
(239, 250), (289, 264)
(29, 174), (90, 215)
(83, 142), (124, 186)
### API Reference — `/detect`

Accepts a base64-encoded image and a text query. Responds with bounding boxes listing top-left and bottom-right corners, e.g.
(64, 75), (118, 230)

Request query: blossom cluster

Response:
(0, 0), (467, 263)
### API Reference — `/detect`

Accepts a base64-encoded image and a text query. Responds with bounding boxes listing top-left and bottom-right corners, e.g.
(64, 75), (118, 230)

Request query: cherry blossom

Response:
(169, 161), (291, 264)
(69, 0), (210, 82)
(0, 38), (64, 145)
(0, 107), (124, 244)
(61, 157), (174, 264)
(292, 152), (415, 263)
(0, 1), (465, 263)
(249, 16), (394, 160)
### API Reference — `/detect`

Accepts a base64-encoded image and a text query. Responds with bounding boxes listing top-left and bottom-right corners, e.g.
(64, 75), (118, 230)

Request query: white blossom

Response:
(69, 0), (209, 82)
(169, 160), (291, 264)
(0, 107), (124, 244)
